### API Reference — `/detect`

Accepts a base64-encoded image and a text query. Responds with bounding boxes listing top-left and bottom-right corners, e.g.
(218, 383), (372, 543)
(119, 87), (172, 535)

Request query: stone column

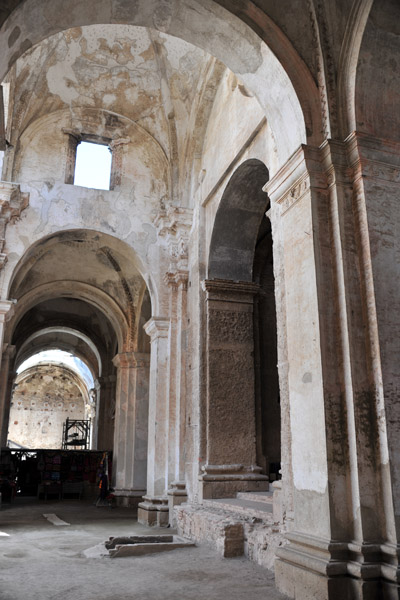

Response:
(152, 206), (193, 524)
(112, 352), (149, 507)
(96, 375), (116, 451)
(0, 86), (6, 152)
(0, 300), (16, 447)
(138, 317), (170, 526)
(90, 381), (101, 450)
(0, 342), (15, 447)
(199, 279), (268, 500)
(264, 144), (353, 599)
(346, 132), (400, 596)
(165, 271), (190, 524)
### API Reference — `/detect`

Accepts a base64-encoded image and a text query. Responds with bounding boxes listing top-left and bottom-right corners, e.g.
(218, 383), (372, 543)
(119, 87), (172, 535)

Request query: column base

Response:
(199, 464), (269, 500)
(167, 481), (188, 527)
(275, 532), (397, 600)
(138, 495), (169, 527)
(113, 488), (145, 509)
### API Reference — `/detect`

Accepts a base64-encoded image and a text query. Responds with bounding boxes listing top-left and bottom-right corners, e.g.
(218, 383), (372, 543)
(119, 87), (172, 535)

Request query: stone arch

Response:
(200, 158), (272, 499)
(355, 0), (400, 141)
(15, 326), (102, 379)
(4, 228), (157, 337)
(0, 0), (312, 165)
(208, 159), (269, 282)
(7, 281), (128, 353)
(337, 0), (374, 137)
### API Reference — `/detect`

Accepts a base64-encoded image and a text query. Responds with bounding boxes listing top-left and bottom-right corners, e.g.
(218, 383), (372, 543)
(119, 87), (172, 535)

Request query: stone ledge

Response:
(176, 502), (286, 568)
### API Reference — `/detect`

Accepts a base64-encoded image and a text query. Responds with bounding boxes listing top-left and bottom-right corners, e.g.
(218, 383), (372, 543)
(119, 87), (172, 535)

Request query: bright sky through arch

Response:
(74, 141), (112, 190)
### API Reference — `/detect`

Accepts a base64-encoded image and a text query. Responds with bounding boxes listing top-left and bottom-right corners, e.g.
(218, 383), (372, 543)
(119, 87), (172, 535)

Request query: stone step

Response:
(108, 535), (195, 558)
(236, 491), (273, 505)
(202, 497), (273, 522)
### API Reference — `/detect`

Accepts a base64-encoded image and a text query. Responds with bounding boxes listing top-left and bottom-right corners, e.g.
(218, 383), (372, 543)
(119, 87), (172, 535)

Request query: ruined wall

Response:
(8, 364), (86, 449)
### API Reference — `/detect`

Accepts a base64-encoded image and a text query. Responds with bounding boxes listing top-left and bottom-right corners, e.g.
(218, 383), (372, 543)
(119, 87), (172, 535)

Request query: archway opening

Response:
(1, 229), (152, 504)
(205, 159), (280, 494)
(8, 350), (93, 450)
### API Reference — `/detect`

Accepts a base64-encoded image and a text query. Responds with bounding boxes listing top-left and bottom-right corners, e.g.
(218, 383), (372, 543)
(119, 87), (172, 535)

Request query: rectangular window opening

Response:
(74, 140), (112, 190)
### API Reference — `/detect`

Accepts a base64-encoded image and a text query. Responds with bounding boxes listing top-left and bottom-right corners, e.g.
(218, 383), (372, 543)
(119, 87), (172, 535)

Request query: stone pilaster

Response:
(112, 351), (150, 507)
(96, 375), (116, 451)
(62, 129), (81, 184)
(264, 138), (400, 599)
(200, 278), (268, 500)
(0, 342), (15, 447)
(264, 144), (351, 598)
(138, 317), (170, 526)
(156, 205), (192, 508)
(346, 132), (400, 595)
(109, 137), (130, 190)
(0, 86), (5, 152)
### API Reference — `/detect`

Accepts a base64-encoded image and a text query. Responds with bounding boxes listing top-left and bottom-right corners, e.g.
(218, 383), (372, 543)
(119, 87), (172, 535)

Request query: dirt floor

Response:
(0, 497), (288, 600)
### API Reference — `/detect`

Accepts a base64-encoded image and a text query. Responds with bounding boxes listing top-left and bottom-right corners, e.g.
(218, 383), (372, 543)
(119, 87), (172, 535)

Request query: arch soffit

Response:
(15, 326), (102, 377)
(208, 158), (269, 282)
(4, 229), (159, 315)
(0, 0), (309, 163)
(6, 281), (129, 352)
(15, 363), (91, 401)
(337, 0), (374, 137)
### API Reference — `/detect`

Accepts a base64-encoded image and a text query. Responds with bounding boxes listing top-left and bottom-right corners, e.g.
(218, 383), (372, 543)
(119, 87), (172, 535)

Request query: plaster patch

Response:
(302, 372), (312, 383)
(8, 26), (21, 48)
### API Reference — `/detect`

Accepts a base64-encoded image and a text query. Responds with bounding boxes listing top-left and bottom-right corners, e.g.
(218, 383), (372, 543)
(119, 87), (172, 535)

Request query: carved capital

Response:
(0, 300), (16, 323)
(144, 317), (169, 341)
(113, 351), (150, 369)
(263, 145), (325, 215)
(61, 128), (82, 142)
(154, 205), (193, 278)
(154, 205), (193, 237)
(202, 279), (259, 304)
(109, 137), (130, 150)
(0, 182), (29, 268)
(165, 268), (189, 289)
(346, 132), (400, 187)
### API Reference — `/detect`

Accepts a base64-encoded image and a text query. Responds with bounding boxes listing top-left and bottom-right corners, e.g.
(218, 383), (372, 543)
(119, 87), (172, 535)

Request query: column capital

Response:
(345, 131), (400, 187)
(165, 268), (189, 288)
(2, 343), (16, 359)
(0, 183), (29, 270)
(0, 299), (16, 323)
(109, 137), (130, 150)
(112, 351), (150, 369)
(61, 127), (82, 141)
(153, 205), (193, 238)
(154, 205), (193, 276)
(95, 374), (117, 388)
(144, 317), (169, 341)
(202, 279), (259, 304)
(263, 144), (326, 214)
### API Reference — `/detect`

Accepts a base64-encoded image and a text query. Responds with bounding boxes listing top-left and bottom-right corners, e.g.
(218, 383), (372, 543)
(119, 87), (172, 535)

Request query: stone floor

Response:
(0, 497), (289, 600)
